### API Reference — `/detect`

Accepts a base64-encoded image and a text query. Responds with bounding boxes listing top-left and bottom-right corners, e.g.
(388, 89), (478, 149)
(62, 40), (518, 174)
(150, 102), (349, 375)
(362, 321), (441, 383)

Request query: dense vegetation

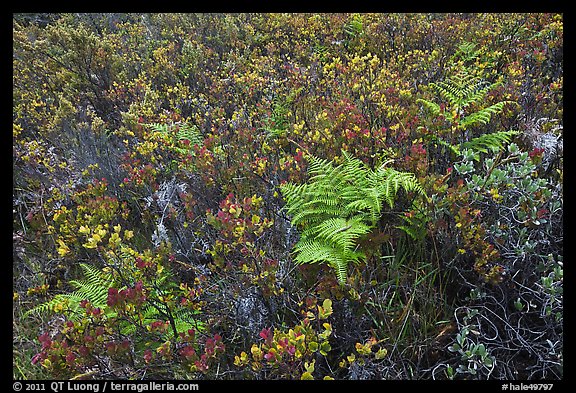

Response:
(13, 13), (563, 380)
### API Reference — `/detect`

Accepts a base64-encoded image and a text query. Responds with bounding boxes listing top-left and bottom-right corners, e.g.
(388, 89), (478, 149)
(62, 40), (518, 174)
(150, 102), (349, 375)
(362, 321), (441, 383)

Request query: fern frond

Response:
(343, 190), (381, 224)
(146, 121), (203, 157)
(459, 82), (493, 109)
(454, 41), (479, 63)
(431, 70), (483, 108)
(146, 122), (171, 134)
(396, 201), (429, 242)
(264, 96), (292, 138)
(315, 217), (371, 251)
(461, 130), (518, 154)
(169, 308), (203, 338)
(25, 263), (115, 320)
(294, 239), (343, 265)
(416, 98), (442, 117)
(430, 69), (500, 112)
(460, 101), (514, 128)
(333, 261), (348, 286)
(344, 14), (364, 39)
(175, 123), (203, 147)
(375, 167), (426, 208)
(424, 133), (461, 156)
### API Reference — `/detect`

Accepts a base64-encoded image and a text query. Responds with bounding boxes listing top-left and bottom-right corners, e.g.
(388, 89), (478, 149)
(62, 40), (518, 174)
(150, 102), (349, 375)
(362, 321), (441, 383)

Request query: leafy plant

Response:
(447, 308), (496, 378)
(26, 262), (201, 340)
(421, 69), (513, 123)
(418, 68), (515, 134)
(263, 89), (301, 140)
(234, 297), (335, 379)
(146, 121), (203, 170)
(25, 263), (113, 320)
(344, 14), (364, 43)
(280, 151), (425, 284)
(418, 65), (518, 164)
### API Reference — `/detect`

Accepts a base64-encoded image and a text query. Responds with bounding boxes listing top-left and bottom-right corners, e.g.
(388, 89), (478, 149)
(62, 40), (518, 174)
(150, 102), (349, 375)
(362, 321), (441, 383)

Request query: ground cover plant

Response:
(13, 13), (562, 380)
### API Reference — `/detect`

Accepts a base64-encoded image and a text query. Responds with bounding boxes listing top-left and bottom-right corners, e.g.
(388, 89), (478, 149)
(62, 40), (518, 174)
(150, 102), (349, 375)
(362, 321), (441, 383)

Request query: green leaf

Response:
(319, 341), (332, 356)
(318, 298), (333, 320)
(308, 341), (319, 352)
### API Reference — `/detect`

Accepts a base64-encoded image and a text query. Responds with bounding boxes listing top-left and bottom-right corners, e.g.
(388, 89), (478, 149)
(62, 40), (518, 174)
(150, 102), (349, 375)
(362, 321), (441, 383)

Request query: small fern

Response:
(312, 43), (330, 62)
(147, 122), (203, 147)
(344, 14), (364, 41)
(146, 121), (204, 164)
(263, 95), (295, 139)
(396, 200), (429, 242)
(25, 263), (114, 320)
(418, 68), (514, 129)
(120, 303), (202, 340)
(25, 262), (203, 337)
(418, 63), (518, 158)
(280, 151), (426, 284)
(460, 101), (513, 129)
(454, 41), (479, 63)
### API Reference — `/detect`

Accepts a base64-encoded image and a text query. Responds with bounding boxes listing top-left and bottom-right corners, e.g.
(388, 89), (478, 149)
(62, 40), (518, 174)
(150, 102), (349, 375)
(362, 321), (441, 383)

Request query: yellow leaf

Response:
(304, 359), (315, 373)
(300, 372), (314, 380)
(109, 232), (121, 247)
(375, 348), (388, 360)
(124, 230), (134, 240)
(83, 239), (97, 249)
(318, 298), (333, 319)
(57, 239), (70, 257)
(251, 344), (262, 360)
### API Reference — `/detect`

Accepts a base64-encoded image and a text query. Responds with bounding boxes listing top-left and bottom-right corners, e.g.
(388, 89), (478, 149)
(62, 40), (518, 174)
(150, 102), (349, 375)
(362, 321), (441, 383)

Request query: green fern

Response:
(25, 263), (114, 320)
(263, 92), (299, 139)
(25, 262), (203, 337)
(264, 98), (290, 138)
(418, 65), (517, 157)
(420, 68), (514, 125)
(344, 14), (364, 40)
(313, 43), (330, 62)
(146, 121), (203, 162)
(461, 130), (519, 154)
(460, 101), (513, 129)
(454, 41), (479, 63)
(396, 200), (429, 242)
(147, 122), (203, 146)
(120, 303), (202, 340)
(280, 151), (426, 284)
